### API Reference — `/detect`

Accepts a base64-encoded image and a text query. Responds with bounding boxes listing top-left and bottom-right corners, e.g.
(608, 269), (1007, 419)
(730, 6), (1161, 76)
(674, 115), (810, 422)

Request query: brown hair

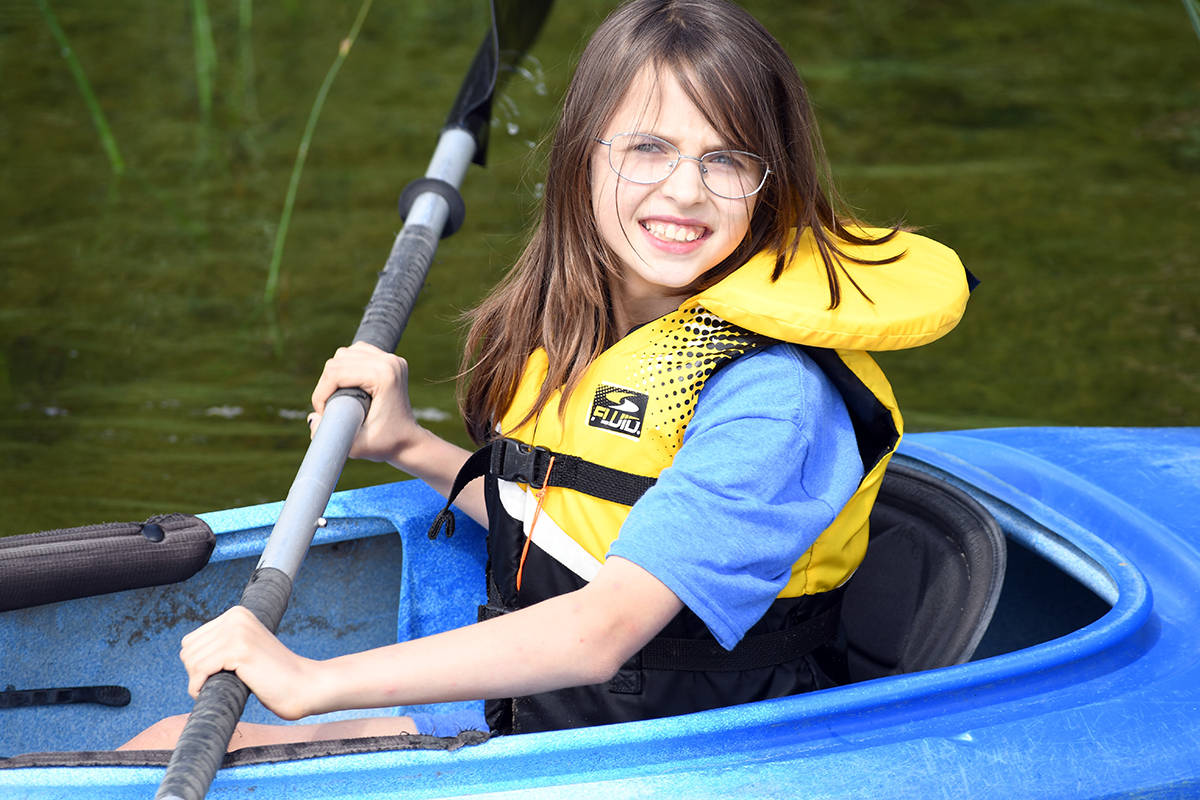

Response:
(459, 0), (897, 443)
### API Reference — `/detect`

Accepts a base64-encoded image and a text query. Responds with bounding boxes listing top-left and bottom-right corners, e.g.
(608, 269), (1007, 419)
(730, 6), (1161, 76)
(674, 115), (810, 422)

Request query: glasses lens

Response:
(700, 151), (767, 199)
(607, 133), (676, 184)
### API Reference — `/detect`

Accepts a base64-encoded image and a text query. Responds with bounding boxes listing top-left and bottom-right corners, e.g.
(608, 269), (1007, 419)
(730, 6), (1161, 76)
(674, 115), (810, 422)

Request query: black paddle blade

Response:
(446, 0), (554, 165)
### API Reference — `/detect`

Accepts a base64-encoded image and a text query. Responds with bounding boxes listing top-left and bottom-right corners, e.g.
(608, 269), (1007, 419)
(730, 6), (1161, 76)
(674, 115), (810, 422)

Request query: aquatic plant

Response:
(192, 0), (217, 125)
(263, 0), (375, 307)
(34, 0), (124, 176)
(237, 0), (259, 129)
(1185, 0), (1200, 43)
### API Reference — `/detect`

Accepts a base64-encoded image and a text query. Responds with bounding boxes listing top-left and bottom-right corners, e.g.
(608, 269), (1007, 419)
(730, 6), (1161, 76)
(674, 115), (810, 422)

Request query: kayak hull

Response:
(2, 426), (1199, 799)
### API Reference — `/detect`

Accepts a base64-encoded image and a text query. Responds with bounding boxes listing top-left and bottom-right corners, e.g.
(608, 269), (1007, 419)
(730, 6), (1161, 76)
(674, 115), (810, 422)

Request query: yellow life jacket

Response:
(492, 227), (968, 596)
(430, 227), (970, 733)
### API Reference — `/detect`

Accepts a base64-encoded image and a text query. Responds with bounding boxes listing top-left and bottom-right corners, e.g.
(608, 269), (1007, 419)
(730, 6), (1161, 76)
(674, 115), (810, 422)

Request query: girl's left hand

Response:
(180, 606), (320, 721)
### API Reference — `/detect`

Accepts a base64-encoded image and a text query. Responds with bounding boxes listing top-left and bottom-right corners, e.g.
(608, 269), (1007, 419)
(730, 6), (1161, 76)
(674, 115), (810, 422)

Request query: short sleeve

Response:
(606, 342), (863, 650)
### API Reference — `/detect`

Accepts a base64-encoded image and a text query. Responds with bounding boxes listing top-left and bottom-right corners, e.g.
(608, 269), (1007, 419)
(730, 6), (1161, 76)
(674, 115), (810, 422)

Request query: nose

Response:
(659, 155), (707, 206)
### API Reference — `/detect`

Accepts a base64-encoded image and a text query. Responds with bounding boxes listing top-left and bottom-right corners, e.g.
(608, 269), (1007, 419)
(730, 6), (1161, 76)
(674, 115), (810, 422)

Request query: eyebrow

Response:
(620, 129), (738, 153)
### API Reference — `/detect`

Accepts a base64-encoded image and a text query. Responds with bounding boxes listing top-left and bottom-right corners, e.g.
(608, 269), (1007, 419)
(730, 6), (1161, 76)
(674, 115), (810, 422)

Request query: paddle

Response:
(155, 2), (553, 797)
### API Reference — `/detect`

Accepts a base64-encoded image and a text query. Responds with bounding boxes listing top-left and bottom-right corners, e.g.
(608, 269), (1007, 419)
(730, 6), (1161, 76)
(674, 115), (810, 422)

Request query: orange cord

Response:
(516, 455), (556, 593)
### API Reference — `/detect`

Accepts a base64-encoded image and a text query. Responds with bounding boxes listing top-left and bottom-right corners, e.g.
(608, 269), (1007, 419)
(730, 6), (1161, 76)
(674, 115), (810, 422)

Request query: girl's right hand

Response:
(309, 341), (424, 466)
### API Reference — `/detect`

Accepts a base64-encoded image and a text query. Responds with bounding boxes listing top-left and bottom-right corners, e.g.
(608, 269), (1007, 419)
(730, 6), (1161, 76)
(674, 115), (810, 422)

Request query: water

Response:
(3, 1), (1198, 534)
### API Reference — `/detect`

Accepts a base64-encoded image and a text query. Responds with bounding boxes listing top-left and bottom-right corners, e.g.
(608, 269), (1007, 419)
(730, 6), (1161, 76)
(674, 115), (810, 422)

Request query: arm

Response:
(309, 341), (487, 526)
(609, 344), (863, 649)
(180, 556), (683, 720)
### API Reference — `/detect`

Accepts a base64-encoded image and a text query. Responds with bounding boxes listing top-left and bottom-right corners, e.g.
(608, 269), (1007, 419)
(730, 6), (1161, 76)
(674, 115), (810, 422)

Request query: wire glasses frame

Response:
(595, 132), (771, 200)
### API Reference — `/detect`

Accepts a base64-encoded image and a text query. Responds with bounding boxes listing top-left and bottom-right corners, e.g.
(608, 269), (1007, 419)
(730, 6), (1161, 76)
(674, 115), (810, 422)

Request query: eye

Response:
(625, 135), (670, 155)
(706, 151), (742, 169)
(631, 142), (664, 154)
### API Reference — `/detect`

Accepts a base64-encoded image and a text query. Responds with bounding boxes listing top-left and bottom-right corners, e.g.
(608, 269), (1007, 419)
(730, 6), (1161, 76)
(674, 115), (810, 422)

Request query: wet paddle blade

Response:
(446, 0), (554, 165)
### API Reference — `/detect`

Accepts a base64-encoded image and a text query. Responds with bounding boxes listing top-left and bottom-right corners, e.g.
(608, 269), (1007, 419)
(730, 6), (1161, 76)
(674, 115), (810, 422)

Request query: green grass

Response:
(1, 0), (1198, 534)
(33, 0), (125, 175)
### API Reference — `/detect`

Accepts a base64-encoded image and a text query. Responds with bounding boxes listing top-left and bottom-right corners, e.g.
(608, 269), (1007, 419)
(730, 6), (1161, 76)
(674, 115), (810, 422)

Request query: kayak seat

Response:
(840, 461), (1006, 682)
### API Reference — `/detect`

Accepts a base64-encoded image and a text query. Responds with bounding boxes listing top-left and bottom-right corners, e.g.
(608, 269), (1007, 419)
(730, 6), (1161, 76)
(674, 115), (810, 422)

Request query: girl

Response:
(123, 0), (968, 748)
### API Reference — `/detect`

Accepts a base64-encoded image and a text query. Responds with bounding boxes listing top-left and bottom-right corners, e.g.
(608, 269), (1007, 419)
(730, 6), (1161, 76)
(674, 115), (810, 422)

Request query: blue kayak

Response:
(2, 426), (1198, 798)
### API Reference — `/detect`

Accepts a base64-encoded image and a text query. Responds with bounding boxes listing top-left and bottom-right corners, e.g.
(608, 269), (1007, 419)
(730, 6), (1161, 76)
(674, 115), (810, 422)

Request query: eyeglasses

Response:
(595, 132), (771, 200)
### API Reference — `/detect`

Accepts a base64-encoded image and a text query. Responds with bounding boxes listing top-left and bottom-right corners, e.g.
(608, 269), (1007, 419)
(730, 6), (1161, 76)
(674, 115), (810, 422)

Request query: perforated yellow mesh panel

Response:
(619, 304), (773, 450)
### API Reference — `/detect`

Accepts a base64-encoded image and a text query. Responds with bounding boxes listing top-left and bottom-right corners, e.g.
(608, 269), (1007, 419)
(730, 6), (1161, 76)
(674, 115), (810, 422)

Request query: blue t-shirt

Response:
(606, 342), (863, 650)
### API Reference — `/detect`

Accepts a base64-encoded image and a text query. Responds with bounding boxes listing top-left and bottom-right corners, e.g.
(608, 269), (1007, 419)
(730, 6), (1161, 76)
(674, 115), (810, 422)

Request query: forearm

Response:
(310, 592), (609, 714)
(304, 559), (681, 716)
(181, 559), (682, 721)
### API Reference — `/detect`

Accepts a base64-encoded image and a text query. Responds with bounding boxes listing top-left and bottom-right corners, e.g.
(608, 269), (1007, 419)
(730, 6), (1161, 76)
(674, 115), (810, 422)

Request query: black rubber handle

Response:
(352, 223), (439, 353)
(328, 222), (440, 418)
(155, 568), (293, 800)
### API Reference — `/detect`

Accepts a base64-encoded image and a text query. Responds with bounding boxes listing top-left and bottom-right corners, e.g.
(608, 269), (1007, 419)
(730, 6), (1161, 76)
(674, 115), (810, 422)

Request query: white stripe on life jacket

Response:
(496, 478), (602, 583)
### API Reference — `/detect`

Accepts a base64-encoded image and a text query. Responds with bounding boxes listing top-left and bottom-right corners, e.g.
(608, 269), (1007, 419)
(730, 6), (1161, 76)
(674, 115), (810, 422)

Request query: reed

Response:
(233, 0), (263, 167)
(192, 0), (217, 123)
(34, 0), (124, 176)
(238, 0), (259, 126)
(1185, 0), (1200, 43)
(191, 0), (218, 165)
(263, 0), (375, 307)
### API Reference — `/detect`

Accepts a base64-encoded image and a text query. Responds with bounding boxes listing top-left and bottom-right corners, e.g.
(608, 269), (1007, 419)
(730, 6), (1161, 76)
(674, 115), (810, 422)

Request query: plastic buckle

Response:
(492, 439), (553, 489)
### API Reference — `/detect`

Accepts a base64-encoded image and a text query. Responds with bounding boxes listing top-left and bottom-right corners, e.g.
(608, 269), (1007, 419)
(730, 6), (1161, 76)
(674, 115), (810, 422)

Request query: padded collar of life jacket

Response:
(693, 226), (970, 351)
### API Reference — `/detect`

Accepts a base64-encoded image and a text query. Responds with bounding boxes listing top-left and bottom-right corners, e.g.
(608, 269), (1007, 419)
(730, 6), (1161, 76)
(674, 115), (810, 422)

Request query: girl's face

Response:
(591, 67), (756, 331)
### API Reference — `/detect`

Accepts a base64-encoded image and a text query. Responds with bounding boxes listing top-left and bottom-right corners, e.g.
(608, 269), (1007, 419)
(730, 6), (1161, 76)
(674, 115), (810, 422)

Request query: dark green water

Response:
(3, 1), (1199, 535)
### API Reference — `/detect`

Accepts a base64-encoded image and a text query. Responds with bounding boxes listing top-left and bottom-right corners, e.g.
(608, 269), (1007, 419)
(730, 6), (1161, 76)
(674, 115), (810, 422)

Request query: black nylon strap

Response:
(0, 684), (130, 709)
(484, 438), (656, 504)
(429, 439), (657, 539)
(540, 454), (657, 506)
(427, 445), (495, 539)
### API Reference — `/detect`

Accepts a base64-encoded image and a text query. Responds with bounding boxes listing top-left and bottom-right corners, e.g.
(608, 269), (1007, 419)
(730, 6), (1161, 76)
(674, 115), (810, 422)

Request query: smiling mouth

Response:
(640, 220), (708, 243)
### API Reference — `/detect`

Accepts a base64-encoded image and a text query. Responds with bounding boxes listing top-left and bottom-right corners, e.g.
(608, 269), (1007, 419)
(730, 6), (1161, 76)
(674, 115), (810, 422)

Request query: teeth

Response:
(642, 221), (704, 243)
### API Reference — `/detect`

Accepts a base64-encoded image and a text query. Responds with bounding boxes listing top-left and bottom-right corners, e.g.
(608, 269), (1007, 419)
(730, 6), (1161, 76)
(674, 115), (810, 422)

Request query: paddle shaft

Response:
(157, 1), (552, 791)
(258, 126), (474, 580)
(154, 129), (474, 800)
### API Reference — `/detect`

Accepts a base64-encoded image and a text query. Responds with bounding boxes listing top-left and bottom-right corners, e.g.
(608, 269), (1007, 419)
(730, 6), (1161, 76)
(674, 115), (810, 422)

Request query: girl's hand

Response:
(180, 606), (319, 721)
(308, 341), (423, 466)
